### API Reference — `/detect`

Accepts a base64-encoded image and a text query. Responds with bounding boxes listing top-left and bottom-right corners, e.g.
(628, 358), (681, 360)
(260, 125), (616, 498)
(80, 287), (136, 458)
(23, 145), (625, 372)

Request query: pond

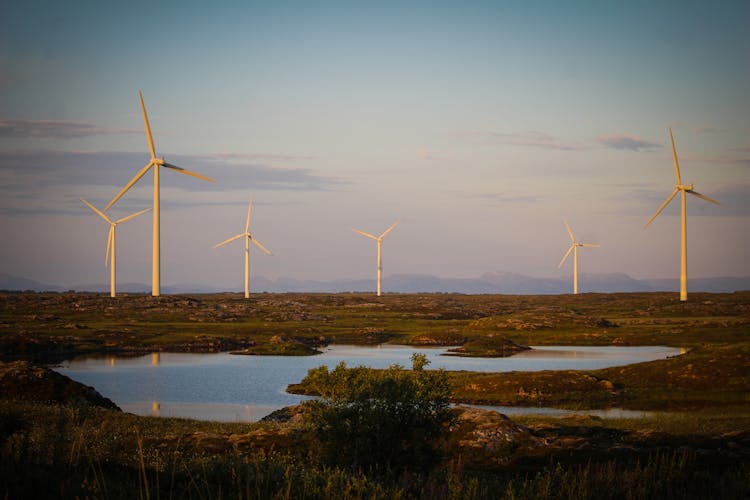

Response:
(55, 345), (681, 422)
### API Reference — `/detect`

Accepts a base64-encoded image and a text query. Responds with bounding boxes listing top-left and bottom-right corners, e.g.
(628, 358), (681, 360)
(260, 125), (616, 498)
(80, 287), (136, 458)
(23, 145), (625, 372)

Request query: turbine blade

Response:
(581, 243), (600, 248)
(252, 238), (273, 255)
(379, 219), (400, 239)
(687, 190), (720, 205)
(213, 233), (244, 249)
(669, 128), (682, 185)
(163, 162), (216, 182)
(81, 198), (111, 223)
(115, 207), (151, 224)
(139, 91), (156, 159)
(245, 198), (253, 233)
(352, 228), (379, 240)
(104, 161), (154, 210)
(644, 188), (679, 229)
(563, 218), (575, 243)
(558, 245), (574, 268)
(106, 226), (113, 267)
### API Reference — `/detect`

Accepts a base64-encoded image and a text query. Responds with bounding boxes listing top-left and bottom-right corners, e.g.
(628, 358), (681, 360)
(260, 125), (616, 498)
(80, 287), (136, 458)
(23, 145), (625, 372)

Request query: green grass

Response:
(3, 291), (750, 360)
(3, 400), (749, 499)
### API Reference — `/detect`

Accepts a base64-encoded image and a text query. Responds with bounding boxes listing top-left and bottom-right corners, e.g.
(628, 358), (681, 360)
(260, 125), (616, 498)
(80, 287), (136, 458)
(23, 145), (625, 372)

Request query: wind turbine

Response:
(104, 91), (216, 296)
(81, 198), (150, 298)
(352, 220), (399, 297)
(644, 128), (720, 302)
(213, 197), (272, 298)
(558, 219), (599, 295)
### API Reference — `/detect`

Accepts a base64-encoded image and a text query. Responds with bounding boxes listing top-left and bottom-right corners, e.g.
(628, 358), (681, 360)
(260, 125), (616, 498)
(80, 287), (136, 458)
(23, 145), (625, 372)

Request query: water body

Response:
(55, 345), (680, 422)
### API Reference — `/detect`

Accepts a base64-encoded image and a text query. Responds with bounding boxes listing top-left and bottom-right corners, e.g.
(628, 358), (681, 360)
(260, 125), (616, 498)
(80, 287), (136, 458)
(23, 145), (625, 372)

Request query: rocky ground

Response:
(0, 361), (119, 410)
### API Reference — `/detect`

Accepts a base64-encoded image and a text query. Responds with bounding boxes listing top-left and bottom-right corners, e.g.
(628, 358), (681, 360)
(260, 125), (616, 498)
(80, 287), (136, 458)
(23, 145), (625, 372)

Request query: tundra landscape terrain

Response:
(1, 291), (749, 498)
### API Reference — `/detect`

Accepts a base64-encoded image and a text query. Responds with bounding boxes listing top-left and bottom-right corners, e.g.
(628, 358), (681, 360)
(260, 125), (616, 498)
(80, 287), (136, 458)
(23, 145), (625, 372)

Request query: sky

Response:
(1, 0), (749, 290)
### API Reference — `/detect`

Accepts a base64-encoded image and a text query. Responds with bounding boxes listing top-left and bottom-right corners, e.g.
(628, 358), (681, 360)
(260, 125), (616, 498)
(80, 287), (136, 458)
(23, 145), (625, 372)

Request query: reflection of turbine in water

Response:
(151, 352), (160, 365)
(106, 355), (116, 366)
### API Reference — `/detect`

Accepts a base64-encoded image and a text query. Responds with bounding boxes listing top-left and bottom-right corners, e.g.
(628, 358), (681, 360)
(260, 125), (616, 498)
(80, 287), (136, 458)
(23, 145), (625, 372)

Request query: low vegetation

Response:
(303, 353), (453, 470)
(1, 290), (749, 497)
(2, 291), (749, 361)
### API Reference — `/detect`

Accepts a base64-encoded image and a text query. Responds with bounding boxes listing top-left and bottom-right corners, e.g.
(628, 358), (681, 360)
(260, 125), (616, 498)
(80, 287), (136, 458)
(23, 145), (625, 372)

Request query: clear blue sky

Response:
(1, 0), (748, 289)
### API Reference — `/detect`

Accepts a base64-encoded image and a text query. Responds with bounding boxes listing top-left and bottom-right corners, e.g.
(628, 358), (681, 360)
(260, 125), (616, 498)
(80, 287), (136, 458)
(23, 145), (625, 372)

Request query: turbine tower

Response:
(644, 128), (720, 302)
(558, 219), (599, 295)
(105, 91), (216, 296)
(213, 197), (272, 298)
(352, 220), (399, 297)
(81, 198), (150, 297)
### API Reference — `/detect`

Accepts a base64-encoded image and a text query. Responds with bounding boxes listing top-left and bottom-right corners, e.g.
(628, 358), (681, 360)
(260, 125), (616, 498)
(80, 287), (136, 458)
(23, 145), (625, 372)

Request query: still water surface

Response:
(56, 345), (680, 422)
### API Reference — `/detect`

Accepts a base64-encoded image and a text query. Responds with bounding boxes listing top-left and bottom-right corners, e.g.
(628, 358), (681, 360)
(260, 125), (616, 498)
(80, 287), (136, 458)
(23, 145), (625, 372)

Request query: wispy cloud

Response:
(595, 135), (662, 152)
(709, 183), (750, 216)
(729, 146), (750, 154)
(0, 120), (138, 138)
(677, 153), (750, 166)
(212, 152), (318, 162)
(468, 130), (587, 151)
(0, 150), (345, 215)
(695, 126), (731, 134)
(416, 148), (435, 160)
(458, 191), (539, 204)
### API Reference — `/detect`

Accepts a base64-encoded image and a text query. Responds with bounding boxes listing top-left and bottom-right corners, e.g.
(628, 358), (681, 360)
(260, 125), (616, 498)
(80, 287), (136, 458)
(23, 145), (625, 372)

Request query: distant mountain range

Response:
(2, 272), (749, 295)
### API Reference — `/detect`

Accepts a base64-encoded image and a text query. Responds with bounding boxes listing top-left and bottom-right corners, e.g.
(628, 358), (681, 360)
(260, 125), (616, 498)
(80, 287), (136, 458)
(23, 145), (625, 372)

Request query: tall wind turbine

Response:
(104, 91), (216, 296)
(644, 128), (720, 302)
(558, 219), (599, 295)
(81, 198), (150, 298)
(213, 198), (272, 298)
(352, 220), (399, 297)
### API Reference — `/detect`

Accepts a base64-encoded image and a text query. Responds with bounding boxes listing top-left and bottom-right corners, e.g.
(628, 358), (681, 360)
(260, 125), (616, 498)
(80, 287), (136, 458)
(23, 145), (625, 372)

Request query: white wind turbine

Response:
(558, 219), (599, 295)
(81, 198), (150, 298)
(105, 91), (216, 296)
(644, 128), (720, 302)
(352, 220), (399, 297)
(213, 198), (272, 298)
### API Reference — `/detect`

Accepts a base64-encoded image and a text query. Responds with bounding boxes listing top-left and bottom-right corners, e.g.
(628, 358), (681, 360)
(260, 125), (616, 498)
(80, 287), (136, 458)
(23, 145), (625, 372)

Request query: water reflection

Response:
(467, 404), (653, 419)
(56, 344), (682, 423)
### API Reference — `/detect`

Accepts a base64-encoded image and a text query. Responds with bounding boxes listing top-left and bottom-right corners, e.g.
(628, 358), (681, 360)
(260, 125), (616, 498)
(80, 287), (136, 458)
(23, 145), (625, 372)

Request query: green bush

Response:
(303, 353), (453, 471)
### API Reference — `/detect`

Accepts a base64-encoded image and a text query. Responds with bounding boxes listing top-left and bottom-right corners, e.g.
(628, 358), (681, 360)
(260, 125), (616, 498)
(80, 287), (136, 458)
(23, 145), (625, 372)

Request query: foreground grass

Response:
(2, 400), (749, 499)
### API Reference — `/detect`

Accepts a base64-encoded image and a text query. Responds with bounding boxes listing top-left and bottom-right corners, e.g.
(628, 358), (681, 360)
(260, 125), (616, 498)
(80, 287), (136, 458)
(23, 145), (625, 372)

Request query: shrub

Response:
(303, 353), (453, 471)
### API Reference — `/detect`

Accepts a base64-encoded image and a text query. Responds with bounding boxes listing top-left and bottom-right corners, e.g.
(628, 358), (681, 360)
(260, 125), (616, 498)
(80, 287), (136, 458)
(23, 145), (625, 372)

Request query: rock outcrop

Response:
(0, 360), (120, 410)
